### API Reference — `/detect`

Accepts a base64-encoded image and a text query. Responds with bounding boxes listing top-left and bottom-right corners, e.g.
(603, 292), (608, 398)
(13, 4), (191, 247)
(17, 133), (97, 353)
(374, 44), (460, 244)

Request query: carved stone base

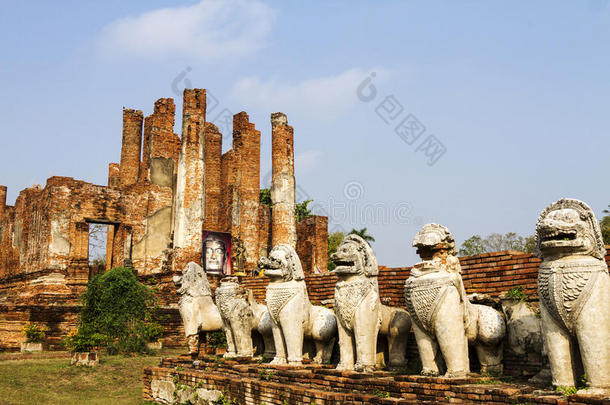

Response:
(71, 351), (100, 366)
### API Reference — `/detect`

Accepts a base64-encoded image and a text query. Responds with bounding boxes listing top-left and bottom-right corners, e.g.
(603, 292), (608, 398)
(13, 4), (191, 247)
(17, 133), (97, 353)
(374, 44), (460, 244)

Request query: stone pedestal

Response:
(20, 342), (45, 352)
(146, 341), (163, 351)
(71, 351), (100, 366)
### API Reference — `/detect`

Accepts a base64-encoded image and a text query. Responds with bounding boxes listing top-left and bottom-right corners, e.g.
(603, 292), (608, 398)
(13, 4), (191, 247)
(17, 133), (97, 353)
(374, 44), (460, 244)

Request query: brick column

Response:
(270, 112), (296, 248)
(203, 122), (222, 231)
(119, 109), (144, 188)
(0, 185), (6, 218)
(173, 89), (207, 270)
(232, 112), (261, 271)
(139, 116), (152, 182)
(108, 163), (120, 189)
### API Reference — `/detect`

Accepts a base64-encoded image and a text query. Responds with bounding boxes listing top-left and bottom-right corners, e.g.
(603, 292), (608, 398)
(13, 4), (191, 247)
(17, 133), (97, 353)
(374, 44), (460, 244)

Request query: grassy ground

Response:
(0, 349), (183, 405)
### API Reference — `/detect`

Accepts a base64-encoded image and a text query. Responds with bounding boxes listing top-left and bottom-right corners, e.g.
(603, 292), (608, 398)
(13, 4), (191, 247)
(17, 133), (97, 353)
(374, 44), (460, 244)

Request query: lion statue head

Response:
(258, 244), (305, 282)
(535, 198), (606, 260)
(412, 223), (457, 260)
(173, 262), (212, 297)
(330, 234), (378, 278)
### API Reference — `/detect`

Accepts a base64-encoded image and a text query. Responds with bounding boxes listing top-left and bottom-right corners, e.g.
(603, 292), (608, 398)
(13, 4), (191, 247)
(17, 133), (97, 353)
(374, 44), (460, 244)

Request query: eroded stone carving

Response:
(258, 245), (337, 365)
(535, 198), (609, 394)
(173, 262), (223, 358)
(331, 234), (411, 372)
(214, 276), (275, 358)
(405, 224), (506, 377)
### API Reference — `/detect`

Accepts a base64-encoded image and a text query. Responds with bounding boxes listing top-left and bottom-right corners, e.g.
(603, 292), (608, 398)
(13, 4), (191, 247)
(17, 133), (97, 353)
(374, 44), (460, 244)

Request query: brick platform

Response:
(143, 356), (610, 404)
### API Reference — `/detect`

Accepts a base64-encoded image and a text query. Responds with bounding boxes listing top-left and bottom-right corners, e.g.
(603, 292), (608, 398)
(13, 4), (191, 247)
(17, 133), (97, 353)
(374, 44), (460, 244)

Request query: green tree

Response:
(77, 267), (163, 354)
(259, 188), (272, 207)
(295, 199), (313, 222)
(348, 228), (375, 244)
(601, 204), (610, 245)
(459, 232), (535, 256)
(327, 231), (345, 271)
(458, 235), (486, 256)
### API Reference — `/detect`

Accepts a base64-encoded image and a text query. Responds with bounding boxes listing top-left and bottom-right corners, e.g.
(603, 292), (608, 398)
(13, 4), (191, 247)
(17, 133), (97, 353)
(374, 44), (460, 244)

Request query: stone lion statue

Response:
(214, 276), (275, 358)
(173, 262), (223, 358)
(258, 244), (337, 365)
(404, 224), (506, 377)
(331, 234), (412, 372)
(535, 198), (609, 394)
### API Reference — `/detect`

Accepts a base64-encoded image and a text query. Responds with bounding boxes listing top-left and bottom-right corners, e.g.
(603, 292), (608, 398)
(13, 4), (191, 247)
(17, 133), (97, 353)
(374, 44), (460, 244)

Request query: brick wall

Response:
(270, 112), (296, 248)
(296, 216), (329, 275)
(118, 108), (144, 188)
(143, 356), (606, 405)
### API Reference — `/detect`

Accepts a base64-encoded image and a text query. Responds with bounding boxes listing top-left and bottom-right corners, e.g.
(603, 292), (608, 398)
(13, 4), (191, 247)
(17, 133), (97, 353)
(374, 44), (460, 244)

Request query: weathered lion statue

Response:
(535, 198), (609, 394)
(173, 262), (223, 358)
(404, 224), (506, 377)
(214, 276), (275, 358)
(331, 234), (412, 372)
(258, 244), (337, 365)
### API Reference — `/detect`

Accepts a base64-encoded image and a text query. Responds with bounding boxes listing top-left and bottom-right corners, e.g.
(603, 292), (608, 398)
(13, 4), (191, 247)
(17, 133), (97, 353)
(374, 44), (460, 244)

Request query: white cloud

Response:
(97, 0), (277, 61)
(232, 68), (388, 121)
(295, 150), (323, 172)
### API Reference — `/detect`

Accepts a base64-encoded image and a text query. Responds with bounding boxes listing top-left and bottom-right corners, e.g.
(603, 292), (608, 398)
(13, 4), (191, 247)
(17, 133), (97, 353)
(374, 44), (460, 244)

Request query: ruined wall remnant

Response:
(270, 112), (296, 248)
(119, 109), (144, 188)
(202, 122), (222, 232)
(173, 89), (206, 271)
(296, 215), (329, 275)
(228, 112), (262, 271)
(0, 87), (330, 349)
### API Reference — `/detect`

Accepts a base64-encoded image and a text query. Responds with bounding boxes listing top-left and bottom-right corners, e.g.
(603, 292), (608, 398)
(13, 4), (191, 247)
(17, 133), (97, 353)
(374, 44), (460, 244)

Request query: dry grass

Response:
(0, 349), (183, 404)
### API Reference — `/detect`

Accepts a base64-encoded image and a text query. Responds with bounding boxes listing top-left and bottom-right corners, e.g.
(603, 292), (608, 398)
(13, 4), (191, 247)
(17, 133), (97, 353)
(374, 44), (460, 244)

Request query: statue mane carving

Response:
(535, 198), (606, 260)
(173, 262), (212, 298)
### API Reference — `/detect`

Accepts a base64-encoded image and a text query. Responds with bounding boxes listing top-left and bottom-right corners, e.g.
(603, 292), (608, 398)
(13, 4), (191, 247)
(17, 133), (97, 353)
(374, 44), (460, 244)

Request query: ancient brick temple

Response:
(0, 88), (328, 349)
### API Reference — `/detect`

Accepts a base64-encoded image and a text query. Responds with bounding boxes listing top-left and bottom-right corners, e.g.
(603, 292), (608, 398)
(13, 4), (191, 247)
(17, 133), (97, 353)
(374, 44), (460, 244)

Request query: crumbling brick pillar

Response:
(69, 222), (90, 279)
(119, 109), (144, 188)
(203, 122), (222, 232)
(0, 185), (6, 218)
(296, 215), (329, 274)
(270, 113), (296, 248)
(232, 112), (261, 271)
(219, 150), (235, 234)
(139, 116), (152, 182)
(108, 163), (120, 189)
(173, 89), (206, 270)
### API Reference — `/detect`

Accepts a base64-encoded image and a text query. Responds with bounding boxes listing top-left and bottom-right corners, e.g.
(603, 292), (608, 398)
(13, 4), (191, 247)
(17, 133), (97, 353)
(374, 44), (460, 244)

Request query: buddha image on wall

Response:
(202, 231), (231, 275)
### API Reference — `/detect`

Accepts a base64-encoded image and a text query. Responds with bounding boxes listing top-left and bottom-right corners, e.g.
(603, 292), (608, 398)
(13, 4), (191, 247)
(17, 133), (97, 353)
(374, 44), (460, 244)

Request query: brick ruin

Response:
(2, 87), (610, 404)
(0, 88), (328, 350)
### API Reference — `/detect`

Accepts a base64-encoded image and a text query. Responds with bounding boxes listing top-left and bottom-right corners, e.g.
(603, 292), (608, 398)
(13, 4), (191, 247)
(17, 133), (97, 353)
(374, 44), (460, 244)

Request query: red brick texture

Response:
(118, 109), (144, 188)
(271, 112), (296, 248)
(296, 216), (329, 275)
(143, 356), (607, 404)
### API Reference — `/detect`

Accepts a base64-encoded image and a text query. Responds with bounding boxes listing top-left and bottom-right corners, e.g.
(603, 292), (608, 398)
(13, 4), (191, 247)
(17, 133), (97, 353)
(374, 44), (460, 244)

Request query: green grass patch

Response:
(0, 349), (182, 404)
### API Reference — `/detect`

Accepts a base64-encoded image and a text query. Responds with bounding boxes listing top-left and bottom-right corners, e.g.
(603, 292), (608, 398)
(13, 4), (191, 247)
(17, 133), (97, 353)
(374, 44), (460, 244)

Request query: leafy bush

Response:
(22, 323), (49, 343)
(506, 286), (527, 302)
(62, 324), (107, 352)
(207, 331), (227, 348)
(72, 267), (163, 354)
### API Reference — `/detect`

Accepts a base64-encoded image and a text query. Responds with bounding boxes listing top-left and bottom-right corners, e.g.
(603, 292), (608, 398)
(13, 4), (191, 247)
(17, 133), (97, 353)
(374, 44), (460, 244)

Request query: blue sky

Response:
(1, 1), (609, 266)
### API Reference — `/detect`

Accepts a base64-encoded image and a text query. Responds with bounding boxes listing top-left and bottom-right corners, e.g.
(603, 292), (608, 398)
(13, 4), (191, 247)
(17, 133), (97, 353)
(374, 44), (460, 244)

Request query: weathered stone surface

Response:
(405, 224), (506, 377)
(332, 234), (410, 372)
(173, 262), (222, 357)
(535, 198), (610, 394)
(259, 245), (336, 365)
(270, 112), (296, 249)
(71, 351), (99, 366)
(215, 276), (274, 358)
(20, 342), (44, 352)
